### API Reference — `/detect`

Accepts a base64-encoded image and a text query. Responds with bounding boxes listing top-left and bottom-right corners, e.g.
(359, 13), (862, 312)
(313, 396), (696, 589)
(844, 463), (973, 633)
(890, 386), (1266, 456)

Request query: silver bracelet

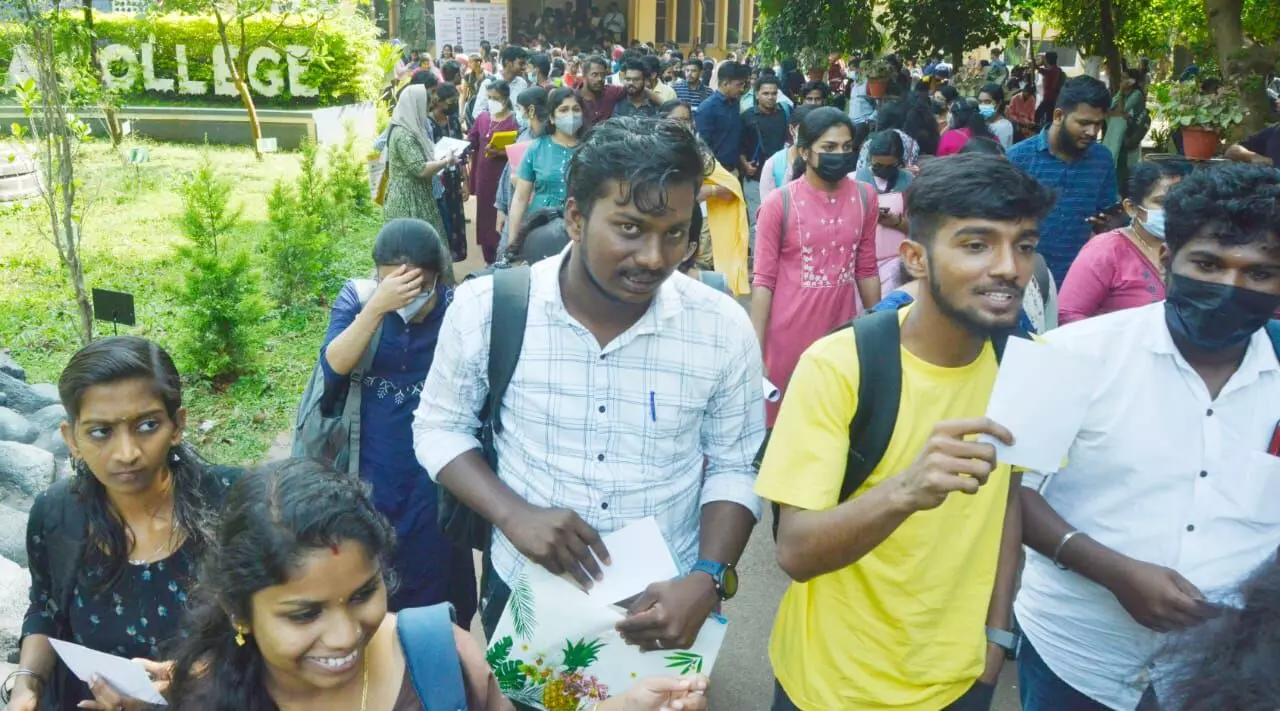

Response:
(1052, 530), (1085, 570)
(2, 669), (45, 704)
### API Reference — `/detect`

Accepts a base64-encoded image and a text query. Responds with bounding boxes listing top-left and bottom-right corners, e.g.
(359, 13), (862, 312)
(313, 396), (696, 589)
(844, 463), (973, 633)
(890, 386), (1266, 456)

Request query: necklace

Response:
(360, 652), (369, 711)
(1124, 227), (1164, 276)
(128, 514), (178, 565)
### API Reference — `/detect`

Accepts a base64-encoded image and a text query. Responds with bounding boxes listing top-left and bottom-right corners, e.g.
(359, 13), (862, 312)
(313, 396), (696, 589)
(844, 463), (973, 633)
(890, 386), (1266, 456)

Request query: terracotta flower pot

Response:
(1180, 125), (1219, 160)
(866, 78), (888, 99)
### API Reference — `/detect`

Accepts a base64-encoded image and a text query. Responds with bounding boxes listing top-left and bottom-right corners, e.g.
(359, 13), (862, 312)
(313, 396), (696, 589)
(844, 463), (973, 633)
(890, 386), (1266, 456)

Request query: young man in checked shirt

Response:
(414, 116), (765, 652)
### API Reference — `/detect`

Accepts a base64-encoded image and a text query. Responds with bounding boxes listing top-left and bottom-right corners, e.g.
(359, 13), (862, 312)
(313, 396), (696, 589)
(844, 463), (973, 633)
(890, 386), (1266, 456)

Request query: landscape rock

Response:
(0, 391), (7, 407)
(27, 404), (66, 433)
(33, 429), (69, 459)
(0, 555), (29, 660)
(0, 507), (27, 568)
(29, 383), (60, 402)
(0, 351), (24, 382)
(0, 407), (36, 444)
(0, 371), (57, 414)
(0, 442), (55, 496)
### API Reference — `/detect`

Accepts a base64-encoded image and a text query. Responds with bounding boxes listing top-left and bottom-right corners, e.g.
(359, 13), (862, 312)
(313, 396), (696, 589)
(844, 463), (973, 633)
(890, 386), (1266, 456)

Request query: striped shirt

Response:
(412, 247), (766, 586)
(673, 79), (713, 109)
(1007, 128), (1118, 283)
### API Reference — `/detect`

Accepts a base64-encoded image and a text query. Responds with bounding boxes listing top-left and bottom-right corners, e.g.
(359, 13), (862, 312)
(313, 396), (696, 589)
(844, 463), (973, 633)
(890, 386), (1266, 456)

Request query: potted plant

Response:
(863, 58), (894, 98)
(1150, 81), (1246, 160)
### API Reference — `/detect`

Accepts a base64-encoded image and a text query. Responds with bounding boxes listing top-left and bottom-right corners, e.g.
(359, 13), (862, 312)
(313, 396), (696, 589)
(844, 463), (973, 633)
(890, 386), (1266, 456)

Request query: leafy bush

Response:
(0, 11), (381, 108)
(1150, 81), (1248, 133)
(174, 153), (267, 382)
(262, 129), (371, 306)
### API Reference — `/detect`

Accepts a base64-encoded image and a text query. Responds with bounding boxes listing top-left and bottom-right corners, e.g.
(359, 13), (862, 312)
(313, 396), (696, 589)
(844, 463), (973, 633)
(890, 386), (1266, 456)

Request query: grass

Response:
(0, 137), (381, 465)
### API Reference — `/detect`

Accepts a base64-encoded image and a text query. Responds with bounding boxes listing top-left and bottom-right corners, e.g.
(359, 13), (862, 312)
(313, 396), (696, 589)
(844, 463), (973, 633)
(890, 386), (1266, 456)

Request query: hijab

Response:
(390, 84), (436, 158)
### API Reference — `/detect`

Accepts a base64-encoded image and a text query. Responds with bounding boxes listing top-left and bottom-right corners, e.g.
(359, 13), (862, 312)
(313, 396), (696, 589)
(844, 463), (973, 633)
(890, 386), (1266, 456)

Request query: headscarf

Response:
(390, 84), (435, 159)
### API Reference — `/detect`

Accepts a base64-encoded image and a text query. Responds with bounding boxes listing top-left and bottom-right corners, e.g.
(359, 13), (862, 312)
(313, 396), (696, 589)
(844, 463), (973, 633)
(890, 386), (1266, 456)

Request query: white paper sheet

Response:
(433, 135), (471, 161)
(762, 377), (781, 403)
(981, 337), (1098, 473)
(587, 517), (680, 606)
(49, 639), (168, 706)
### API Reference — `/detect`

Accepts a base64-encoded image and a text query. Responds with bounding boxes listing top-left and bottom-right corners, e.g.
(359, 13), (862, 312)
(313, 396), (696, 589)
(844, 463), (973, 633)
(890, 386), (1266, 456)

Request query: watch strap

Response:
(986, 626), (1017, 651)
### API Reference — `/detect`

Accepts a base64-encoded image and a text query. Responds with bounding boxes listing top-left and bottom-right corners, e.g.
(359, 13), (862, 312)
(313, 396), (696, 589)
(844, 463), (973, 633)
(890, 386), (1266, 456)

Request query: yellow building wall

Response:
(628, 0), (752, 55)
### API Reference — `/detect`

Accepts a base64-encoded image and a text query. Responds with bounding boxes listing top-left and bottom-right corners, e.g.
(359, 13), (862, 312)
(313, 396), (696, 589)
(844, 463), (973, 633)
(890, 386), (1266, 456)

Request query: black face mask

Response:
(814, 151), (856, 182)
(1164, 273), (1280, 351)
(871, 164), (900, 184)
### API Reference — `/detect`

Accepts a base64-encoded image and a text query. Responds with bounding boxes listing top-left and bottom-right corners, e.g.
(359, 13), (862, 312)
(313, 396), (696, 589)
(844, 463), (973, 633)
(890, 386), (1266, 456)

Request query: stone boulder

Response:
(0, 407), (35, 444)
(29, 383), (59, 402)
(0, 372), (57, 415)
(27, 404), (66, 434)
(0, 555), (29, 661)
(0, 442), (55, 497)
(33, 429), (69, 459)
(0, 351), (24, 383)
(0, 507), (27, 568)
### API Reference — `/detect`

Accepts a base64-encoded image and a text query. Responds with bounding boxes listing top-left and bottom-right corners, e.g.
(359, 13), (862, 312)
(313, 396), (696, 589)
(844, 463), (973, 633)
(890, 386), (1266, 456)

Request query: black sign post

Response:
(91, 288), (136, 336)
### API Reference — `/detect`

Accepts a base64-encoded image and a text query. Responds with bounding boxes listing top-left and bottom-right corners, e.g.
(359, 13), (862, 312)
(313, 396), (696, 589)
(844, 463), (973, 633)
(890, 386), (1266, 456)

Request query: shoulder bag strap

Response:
(343, 279), (383, 475)
(396, 605), (468, 711)
(841, 308), (904, 502)
(488, 266), (533, 436)
(1266, 320), (1280, 361)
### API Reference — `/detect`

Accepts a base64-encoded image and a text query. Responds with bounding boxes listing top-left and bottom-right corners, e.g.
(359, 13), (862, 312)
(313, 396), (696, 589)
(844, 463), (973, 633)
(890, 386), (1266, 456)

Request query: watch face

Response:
(722, 565), (739, 599)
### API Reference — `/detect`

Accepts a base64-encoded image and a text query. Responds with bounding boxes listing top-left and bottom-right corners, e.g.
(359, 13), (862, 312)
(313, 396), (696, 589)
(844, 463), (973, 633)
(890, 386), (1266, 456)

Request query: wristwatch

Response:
(986, 626), (1017, 652)
(691, 559), (739, 601)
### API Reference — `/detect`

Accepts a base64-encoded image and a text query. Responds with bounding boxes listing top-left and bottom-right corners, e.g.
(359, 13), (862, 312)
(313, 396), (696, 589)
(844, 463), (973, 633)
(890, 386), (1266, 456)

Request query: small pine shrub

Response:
(262, 180), (328, 306)
(174, 153), (266, 383)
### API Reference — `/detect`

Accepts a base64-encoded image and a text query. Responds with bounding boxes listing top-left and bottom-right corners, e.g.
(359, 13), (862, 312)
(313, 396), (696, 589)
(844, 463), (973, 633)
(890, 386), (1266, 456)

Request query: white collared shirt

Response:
(1017, 303), (1280, 709)
(413, 247), (766, 585)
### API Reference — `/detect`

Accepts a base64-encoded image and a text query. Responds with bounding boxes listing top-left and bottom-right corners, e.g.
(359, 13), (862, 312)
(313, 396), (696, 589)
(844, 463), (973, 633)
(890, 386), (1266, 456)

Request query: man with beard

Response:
(757, 154), (1053, 710)
(695, 60), (750, 173)
(613, 58), (660, 118)
(415, 118), (765, 658)
(578, 54), (629, 125)
(1008, 75), (1117, 284)
(1016, 164), (1280, 710)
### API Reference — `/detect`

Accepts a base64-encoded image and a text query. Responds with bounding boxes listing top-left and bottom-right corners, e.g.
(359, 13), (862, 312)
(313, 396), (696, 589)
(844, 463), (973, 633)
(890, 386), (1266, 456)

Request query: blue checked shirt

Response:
(1007, 129), (1118, 284)
(413, 247), (766, 586)
(673, 79), (713, 109)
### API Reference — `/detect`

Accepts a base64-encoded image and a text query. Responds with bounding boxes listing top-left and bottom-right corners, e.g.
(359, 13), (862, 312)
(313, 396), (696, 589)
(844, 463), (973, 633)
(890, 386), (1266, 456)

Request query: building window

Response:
(676, 0), (691, 44)
(726, 0), (740, 45)
(699, 0), (716, 48)
(656, 0), (668, 43)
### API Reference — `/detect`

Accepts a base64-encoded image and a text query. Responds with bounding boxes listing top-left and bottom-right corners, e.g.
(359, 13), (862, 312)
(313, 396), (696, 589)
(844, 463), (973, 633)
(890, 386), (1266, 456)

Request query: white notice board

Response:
(434, 2), (509, 50)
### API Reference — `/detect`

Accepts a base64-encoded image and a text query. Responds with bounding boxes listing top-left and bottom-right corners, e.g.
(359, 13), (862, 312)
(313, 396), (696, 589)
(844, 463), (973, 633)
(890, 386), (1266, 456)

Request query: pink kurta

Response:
(874, 191), (908, 293)
(753, 177), (879, 425)
(1058, 229), (1165, 325)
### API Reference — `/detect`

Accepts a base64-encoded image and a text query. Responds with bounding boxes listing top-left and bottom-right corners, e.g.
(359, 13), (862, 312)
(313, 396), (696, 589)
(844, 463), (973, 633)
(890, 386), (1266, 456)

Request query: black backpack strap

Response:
(840, 308), (904, 502)
(487, 265), (532, 435)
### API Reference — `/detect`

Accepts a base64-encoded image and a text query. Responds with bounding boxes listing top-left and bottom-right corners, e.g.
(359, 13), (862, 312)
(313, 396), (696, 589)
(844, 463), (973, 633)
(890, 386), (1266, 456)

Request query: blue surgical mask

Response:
(979, 104), (997, 119)
(1140, 207), (1166, 240)
(554, 114), (582, 136)
(515, 109), (531, 131)
(397, 278), (438, 322)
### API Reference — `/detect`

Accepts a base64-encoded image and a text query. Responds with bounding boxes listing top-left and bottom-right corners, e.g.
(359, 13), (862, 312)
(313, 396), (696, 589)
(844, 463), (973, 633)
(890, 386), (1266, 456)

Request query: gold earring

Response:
(234, 626), (248, 647)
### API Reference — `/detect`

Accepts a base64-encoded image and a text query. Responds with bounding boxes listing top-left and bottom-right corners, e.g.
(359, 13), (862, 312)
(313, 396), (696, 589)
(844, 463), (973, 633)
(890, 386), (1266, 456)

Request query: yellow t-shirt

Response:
(754, 307), (1010, 711)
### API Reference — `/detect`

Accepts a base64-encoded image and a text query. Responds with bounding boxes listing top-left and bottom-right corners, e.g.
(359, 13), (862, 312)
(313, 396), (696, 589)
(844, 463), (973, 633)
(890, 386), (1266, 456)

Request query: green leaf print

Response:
(486, 635), (513, 666)
(492, 659), (527, 692)
(510, 575), (538, 640)
(560, 637), (606, 673)
(663, 651), (704, 675)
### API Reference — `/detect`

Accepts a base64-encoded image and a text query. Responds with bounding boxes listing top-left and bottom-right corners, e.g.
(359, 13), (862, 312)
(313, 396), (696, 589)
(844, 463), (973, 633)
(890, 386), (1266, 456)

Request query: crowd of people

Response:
(6, 29), (1280, 711)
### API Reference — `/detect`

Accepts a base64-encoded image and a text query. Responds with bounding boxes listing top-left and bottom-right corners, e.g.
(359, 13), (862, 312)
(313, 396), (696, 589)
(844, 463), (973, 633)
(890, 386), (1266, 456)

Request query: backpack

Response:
(397, 604), (468, 710)
(291, 280), (383, 474)
(1123, 102), (1153, 152)
(438, 266), (532, 550)
(768, 306), (1025, 540)
(770, 147), (789, 189)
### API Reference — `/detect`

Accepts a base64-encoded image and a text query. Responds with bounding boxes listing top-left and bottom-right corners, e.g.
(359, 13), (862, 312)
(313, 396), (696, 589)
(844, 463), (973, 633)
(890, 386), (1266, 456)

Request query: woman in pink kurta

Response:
(751, 108), (882, 426)
(466, 80), (519, 264)
(1058, 162), (1183, 324)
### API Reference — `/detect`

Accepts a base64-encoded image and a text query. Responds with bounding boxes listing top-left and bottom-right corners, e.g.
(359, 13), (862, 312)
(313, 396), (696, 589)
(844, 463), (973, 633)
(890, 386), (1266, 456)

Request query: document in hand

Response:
(487, 130), (519, 152)
(486, 517), (726, 709)
(433, 135), (471, 161)
(48, 639), (168, 706)
(981, 337), (1100, 473)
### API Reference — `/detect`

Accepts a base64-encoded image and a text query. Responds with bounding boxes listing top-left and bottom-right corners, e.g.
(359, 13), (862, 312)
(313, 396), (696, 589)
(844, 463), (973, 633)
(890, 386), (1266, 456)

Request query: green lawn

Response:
(0, 138), (381, 465)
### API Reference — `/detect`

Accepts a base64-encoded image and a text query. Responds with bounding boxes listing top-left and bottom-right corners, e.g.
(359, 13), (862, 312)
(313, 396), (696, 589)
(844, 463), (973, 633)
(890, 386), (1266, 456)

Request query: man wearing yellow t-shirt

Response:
(757, 153), (1056, 711)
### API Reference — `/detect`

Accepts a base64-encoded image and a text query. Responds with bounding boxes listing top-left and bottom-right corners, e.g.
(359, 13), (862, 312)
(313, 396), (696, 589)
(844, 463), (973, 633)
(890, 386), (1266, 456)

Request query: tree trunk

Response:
(215, 14), (265, 159)
(1202, 0), (1268, 133)
(82, 0), (123, 148)
(1098, 0), (1123, 92)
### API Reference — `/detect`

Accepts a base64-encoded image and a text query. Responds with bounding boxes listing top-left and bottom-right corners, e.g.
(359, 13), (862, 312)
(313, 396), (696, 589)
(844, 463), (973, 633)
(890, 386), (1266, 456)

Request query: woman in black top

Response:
(7, 337), (237, 711)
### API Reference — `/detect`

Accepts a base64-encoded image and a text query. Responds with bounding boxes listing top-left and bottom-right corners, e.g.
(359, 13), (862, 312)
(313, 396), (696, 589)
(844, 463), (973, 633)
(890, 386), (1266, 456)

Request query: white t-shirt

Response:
(989, 118), (1014, 148)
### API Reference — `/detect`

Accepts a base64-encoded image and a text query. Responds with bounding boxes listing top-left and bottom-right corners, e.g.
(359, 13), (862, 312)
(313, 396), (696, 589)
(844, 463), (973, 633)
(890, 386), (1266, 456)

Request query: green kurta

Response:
(382, 127), (456, 284)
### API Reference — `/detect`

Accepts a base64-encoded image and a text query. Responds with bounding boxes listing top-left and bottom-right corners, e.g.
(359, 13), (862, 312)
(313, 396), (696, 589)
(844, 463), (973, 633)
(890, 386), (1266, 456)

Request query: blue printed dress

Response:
(320, 282), (477, 622)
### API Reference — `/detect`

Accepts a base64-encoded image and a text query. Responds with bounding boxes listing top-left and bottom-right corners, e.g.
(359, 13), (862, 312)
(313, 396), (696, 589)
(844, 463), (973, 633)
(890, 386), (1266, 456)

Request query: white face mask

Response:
(555, 113), (582, 136)
(488, 99), (505, 115)
(1140, 207), (1167, 240)
(397, 276), (438, 322)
